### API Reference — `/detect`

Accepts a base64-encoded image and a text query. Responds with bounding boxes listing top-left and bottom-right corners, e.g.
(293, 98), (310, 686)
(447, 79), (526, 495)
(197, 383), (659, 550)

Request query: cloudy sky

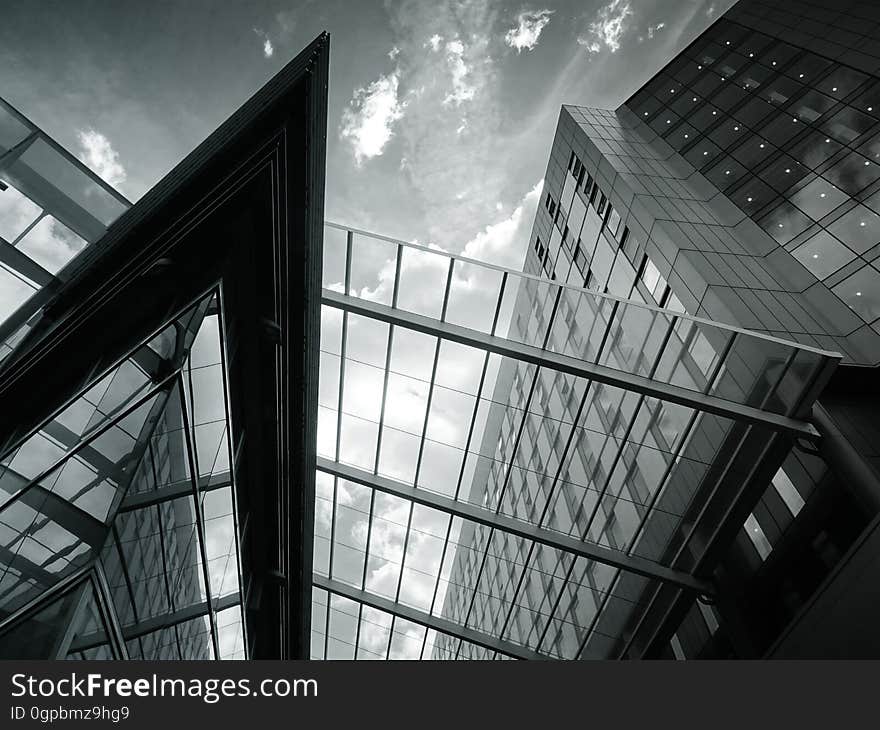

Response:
(0, 0), (730, 271)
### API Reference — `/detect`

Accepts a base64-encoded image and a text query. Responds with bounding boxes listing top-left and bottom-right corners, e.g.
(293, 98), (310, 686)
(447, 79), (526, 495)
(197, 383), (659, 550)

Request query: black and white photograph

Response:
(0, 0), (878, 719)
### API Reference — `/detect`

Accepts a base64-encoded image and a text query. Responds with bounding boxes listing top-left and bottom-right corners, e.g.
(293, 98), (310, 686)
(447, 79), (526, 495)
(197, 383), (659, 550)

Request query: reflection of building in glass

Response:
(435, 0), (880, 659)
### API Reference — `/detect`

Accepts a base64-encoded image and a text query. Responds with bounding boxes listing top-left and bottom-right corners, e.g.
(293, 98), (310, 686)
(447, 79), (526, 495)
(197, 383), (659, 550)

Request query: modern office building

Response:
(1, 0), (879, 662)
(432, 0), (880, 659)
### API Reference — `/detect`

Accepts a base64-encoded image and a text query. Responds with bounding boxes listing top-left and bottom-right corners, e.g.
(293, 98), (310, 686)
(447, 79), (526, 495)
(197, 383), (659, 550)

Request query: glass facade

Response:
(0, 32), (329, 660)
(484, 0), (880, 659)
(0, 291), (246, 659)
(0, 97), (130, 364)
(310, 223), (834, 660)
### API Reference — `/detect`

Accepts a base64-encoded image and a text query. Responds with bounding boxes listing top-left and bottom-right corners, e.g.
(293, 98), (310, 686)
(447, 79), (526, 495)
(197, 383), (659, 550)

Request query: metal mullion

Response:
(494, 381), (595, 643)
(534, 555), (579, 655)
(214, 286), (247, 656)
(358, 246), (402, 596)
(176, 375), (220, 660)
(372, 244), (403, 473)
(92, 561), (129, 659)
(334, 231), (353, 466)
(119, 473), (231, 512)
(455, 288), (562, 652)
(625, 408), (701, 555)
(456, 364), (542, 652)
(11, 210), (47, 248)
(574, 567), (623, 659)
(48, 580), (90, 660)
(494, 541), (537, 643)
(417, 619), (430, 659)
(385, 614), (396, 660)
(0, 294), (209, 466)
(670, 346), (799, 560)
(358, 488), (376, 592)
(112, 524), (141, 626)
(393, 258), (454, 604)
(323, 477), (336, 660)
(0, 369), (180, 517)
(412, 257), (455, 485)
(616, 348), (800, 660)
(453, 270), (507, 501)
(352, 602), (364, 659)
(426, 513), (456, 617)
(317, 574), (550, 661)
(528, 298), (620, 538)
(625, 329), (737, 555)
(325, 231), (348, 650)
(572, 318), (682, 659)
(317, 461), (712, 592)
(321, 289), (823, 439)
(0, 562), (92, 635)
(393, 505), (416, 605)
(581, 315), (678, 545)
(422, 273), (507, 625)
(154, 502), (182, 658)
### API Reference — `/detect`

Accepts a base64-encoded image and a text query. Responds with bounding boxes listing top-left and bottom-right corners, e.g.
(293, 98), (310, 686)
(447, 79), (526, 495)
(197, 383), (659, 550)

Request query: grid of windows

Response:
(313, 221), (837, 660)
(628, 16), (880, 332)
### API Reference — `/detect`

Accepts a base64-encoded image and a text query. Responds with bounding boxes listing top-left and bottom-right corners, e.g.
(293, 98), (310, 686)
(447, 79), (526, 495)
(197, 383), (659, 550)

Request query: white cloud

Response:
(388, 46), (400, 60)
(76, 129), (126, 187)
(426, 34), (444, 51)
(443, 39), (476, 106)
(461, 179), (542, 270)
(577, 0), (633, 54)
(253, 27), (273, 59)
(340, 72), (407, 166)
(647, 21), (665, 39)
(504, 9), (553, 52)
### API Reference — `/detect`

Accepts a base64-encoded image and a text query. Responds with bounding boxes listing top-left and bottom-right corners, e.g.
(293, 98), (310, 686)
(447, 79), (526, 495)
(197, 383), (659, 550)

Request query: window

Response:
(744, 513), (772, 560)
(772, 467), (805, 517)
(791, 230), (856, 279)
(639, 256), (667, 304)
(832, 265), (880, 322)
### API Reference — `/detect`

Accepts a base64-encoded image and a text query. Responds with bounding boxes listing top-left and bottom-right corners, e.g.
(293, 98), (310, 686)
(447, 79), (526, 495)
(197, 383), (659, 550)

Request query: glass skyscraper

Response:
(432, 0), (880, 659)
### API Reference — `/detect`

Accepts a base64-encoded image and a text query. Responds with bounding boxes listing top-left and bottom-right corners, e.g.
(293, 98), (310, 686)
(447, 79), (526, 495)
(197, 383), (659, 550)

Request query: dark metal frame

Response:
(0, 34), (329, 659)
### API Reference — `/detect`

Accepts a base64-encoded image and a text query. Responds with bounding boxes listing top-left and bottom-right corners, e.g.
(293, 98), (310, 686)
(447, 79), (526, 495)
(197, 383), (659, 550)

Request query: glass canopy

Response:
(311, 221), (837, 660)
(0, 97), (131, 364)
(0, 291), (245, 659)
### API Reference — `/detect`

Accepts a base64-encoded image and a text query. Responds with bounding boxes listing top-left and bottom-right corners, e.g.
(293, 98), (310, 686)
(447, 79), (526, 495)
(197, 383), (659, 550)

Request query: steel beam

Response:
(313, 574), (549, 661)
(321, 289), (821, 440)
(118, 472), (232, 512)
(68, 592), (241, 653)
(317, 457), (713, 595)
